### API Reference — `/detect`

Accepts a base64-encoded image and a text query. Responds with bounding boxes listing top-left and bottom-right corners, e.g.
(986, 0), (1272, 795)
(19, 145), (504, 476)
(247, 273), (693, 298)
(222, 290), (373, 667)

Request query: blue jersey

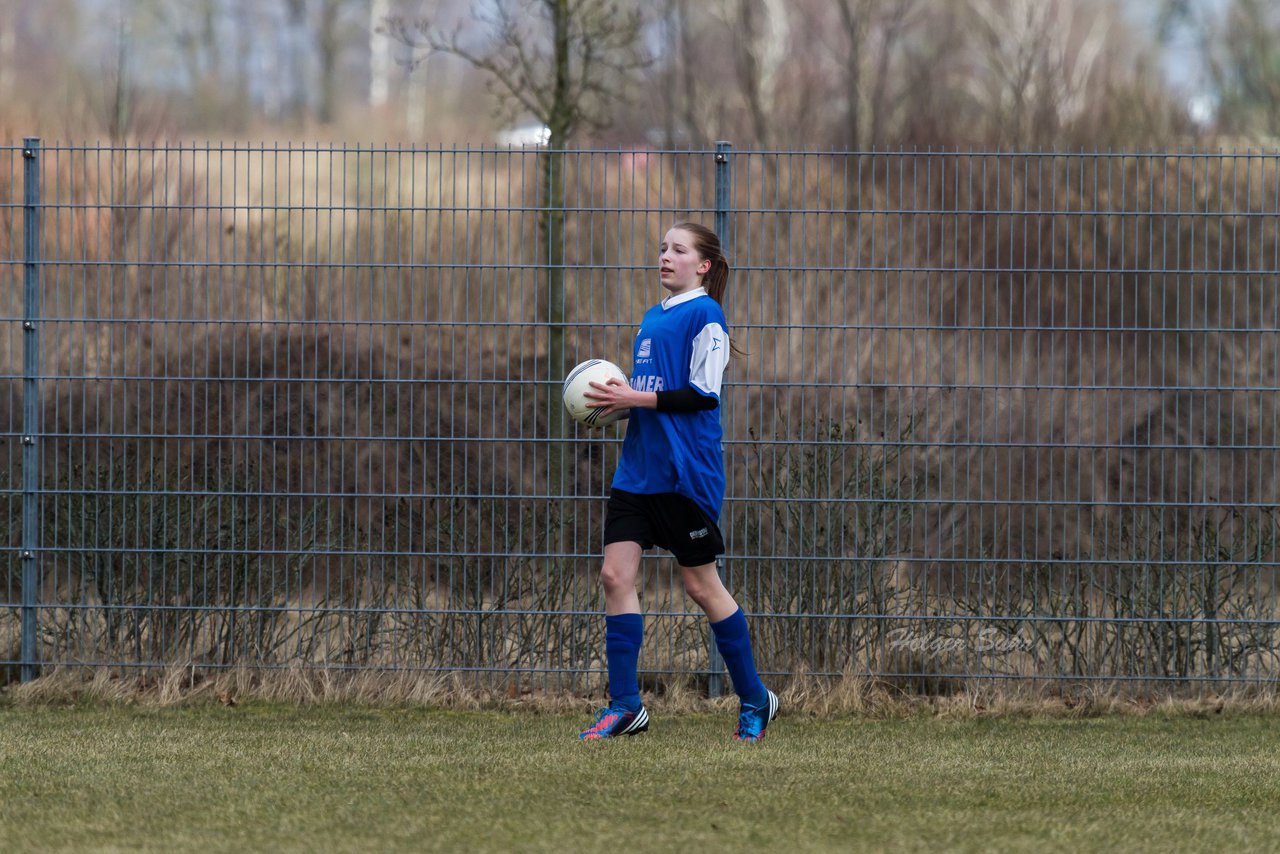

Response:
(612, 288), (730, 520)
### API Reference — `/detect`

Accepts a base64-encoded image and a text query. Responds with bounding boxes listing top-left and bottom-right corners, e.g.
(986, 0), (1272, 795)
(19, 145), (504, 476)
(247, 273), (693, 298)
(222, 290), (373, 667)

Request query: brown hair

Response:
(670, 221), (745, 356)
(671, 220), (730, 304)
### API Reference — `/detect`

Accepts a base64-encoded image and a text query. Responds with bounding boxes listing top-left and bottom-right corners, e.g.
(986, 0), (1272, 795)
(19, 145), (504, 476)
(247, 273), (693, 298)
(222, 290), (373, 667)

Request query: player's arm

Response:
(585, 380), (711, 415)
(655, 387), (717, 411)
(585, 379), (655, 415)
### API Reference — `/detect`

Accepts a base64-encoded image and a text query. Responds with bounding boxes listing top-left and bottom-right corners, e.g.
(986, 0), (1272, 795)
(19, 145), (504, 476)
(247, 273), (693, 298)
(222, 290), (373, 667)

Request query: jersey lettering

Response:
(630, 375), (666, 393)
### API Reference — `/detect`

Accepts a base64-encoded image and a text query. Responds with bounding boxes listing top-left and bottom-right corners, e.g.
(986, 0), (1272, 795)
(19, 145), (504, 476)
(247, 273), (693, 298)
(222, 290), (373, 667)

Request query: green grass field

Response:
(2, 704), (1278, 852)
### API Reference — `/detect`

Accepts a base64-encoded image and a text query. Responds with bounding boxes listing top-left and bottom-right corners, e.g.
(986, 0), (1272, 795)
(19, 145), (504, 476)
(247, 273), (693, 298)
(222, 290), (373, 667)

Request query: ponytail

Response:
(703, 255), (730, 305)
(670, 220), (744, 357)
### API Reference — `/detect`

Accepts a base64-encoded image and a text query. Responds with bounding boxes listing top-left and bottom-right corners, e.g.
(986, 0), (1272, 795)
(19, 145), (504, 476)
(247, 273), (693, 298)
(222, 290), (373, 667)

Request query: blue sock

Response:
(710, 608), (768, 706)
(605, 613), (643, 710)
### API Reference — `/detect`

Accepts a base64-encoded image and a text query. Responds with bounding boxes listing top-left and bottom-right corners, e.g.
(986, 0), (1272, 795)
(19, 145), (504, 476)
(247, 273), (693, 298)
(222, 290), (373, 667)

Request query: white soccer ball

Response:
(562, 359), (628, 428)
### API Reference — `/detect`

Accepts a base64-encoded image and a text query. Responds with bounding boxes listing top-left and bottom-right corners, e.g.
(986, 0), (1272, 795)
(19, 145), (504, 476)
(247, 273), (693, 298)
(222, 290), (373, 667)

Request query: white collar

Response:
(661, 286), (708, 311)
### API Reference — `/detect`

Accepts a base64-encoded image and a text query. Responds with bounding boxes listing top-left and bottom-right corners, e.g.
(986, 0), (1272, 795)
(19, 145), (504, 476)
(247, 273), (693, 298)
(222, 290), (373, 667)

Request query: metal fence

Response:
(2, 140), (1278, 694)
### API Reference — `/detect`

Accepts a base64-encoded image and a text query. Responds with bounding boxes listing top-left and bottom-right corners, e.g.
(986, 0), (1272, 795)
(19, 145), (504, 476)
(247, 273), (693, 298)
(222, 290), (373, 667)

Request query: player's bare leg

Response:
(580, 541), (649, 740)
(600, 541), (642, 615)
(678, 561), (738, 622)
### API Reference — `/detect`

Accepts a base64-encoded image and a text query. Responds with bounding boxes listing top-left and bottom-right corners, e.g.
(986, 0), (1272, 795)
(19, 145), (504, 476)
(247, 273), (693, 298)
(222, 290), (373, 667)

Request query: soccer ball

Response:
(562, 359), (628, 428)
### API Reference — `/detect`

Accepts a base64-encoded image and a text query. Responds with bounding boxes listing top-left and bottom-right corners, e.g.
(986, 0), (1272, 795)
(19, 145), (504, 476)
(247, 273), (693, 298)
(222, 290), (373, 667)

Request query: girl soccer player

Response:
(576, 222), (778, 743)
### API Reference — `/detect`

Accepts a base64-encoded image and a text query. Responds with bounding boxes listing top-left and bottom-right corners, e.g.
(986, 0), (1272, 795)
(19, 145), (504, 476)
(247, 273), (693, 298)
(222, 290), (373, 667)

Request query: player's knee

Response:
(599, 561), (633, 596)
(680, 569), (719, 606)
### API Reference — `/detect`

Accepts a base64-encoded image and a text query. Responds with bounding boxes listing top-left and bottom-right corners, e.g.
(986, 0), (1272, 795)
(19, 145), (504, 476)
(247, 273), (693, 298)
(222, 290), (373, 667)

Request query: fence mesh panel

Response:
(1, 143), (1277, 692)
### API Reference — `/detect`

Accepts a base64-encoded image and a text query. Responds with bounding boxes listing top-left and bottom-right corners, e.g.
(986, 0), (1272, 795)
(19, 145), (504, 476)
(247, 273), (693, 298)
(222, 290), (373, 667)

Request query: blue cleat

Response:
(578, 704), (650, 740)
(734, 690), (779, 743)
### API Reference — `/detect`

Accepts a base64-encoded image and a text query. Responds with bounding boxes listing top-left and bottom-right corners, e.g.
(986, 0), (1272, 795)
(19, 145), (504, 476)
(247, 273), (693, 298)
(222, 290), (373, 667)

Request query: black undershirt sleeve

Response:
(654, 386), (719, 412)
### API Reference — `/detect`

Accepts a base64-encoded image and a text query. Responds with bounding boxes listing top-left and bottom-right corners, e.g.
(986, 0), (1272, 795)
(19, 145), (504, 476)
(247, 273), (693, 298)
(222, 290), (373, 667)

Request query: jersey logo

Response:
(688, 527), (709, 539)
(637, 338), (652, 359)
(711, 337), (721, 351)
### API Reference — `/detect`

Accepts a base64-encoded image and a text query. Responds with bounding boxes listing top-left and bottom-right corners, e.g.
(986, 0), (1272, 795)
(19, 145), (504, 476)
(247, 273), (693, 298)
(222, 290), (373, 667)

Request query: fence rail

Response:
(2, 140), (1278, 694)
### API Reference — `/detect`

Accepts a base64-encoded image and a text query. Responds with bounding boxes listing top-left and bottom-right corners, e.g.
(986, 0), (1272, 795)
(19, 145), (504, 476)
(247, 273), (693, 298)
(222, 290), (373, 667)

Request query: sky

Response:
(1121, 0), (1229, 92)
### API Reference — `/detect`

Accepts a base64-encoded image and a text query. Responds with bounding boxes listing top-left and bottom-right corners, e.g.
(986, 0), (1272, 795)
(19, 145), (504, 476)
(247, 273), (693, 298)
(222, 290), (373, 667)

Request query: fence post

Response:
(20, 138), (42, 683)
(707, 141), (732, 698)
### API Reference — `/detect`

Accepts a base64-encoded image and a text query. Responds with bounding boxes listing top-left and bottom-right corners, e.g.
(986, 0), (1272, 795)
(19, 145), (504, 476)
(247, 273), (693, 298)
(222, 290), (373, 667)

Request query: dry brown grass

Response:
(8, 663), (1280, 721)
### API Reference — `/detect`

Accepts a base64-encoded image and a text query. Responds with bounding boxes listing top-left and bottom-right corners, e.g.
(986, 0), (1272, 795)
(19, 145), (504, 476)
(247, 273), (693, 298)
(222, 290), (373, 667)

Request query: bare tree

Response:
(386, 0), (652, 501)
(3, 1), (83, 110)
(231, 0), (255, 128)
(1203, 0), (1280, 138)
(251, 0), (368, 126)
(833, 0), (867, 147)
(0, 3), (18, 102)
(107, 0), (136, 139)
(647, 0), (892, 148)
(673, 0), (704, 146)
(370, 0), (393, 107)
(387, 0), (649, 146)
(312, 0), (367, 124)
(136, 0), (264, 129)
(283, 0), (309, 121)
(833, 0), (919, 148)
(623, 0), (712, 145)
(966, 0), (1108, 146)
(707, 0), (790, 147)
(649, 0), (706, 147)
(142, 0), (223, 92)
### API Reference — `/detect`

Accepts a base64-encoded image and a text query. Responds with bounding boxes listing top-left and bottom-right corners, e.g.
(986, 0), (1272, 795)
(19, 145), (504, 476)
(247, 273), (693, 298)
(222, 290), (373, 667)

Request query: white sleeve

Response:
(688, 322), (730, 398)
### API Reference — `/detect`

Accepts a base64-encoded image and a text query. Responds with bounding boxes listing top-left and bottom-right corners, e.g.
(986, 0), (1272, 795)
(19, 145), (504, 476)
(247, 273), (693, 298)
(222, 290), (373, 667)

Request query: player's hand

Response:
(583, 377), (636, 416)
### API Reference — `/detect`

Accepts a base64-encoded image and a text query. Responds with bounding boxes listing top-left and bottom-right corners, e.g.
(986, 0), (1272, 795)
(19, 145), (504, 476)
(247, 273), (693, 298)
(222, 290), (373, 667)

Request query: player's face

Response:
(659, 228), (711, 295)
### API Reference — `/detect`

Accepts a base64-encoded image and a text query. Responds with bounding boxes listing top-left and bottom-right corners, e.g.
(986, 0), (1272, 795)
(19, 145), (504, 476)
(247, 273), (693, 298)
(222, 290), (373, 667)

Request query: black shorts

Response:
(603, 488), (725, 567)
